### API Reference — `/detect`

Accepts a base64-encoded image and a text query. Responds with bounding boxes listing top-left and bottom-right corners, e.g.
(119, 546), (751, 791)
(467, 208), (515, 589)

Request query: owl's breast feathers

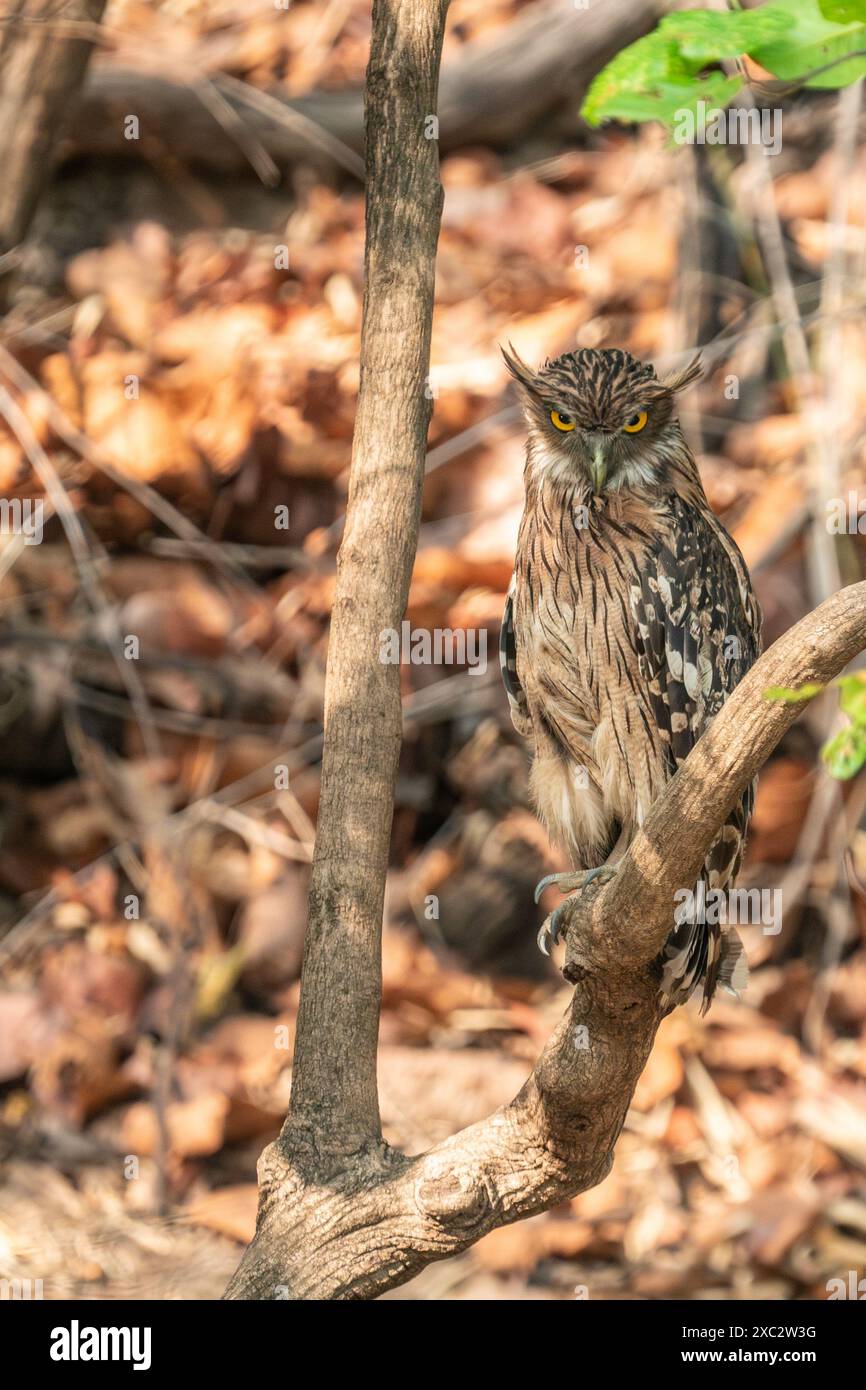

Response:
(501, 475), (762, 1009)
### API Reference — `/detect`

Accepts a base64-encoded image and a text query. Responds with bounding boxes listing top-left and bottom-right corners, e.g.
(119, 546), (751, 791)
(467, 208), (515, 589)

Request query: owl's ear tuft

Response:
(501, 342), (542, 398)
(658, 353), (703, 395)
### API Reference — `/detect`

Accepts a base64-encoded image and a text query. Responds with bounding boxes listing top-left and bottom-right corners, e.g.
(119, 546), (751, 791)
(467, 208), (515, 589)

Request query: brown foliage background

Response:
(1, 0), (866, 1301)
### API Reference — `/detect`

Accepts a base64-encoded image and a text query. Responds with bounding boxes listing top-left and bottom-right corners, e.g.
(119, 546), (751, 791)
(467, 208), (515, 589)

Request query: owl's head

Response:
(502, 345), (702, 496)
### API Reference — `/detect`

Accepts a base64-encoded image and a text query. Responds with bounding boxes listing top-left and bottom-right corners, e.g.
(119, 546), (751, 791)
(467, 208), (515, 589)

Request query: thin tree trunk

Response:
(223, 0), (450, 1302)
(0, 0), (107, 256)
(285, 0), (448, 1152)
(276, 0), (447, 1162)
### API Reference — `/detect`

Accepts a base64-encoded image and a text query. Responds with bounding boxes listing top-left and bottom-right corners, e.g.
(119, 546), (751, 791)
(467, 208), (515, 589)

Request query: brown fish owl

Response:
(499, 346), (761, 1011)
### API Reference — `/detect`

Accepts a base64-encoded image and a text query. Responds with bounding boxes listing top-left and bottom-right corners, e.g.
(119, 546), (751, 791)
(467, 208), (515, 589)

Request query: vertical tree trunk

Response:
(225, 0), (450, 1297)
(0, 0), (107, 256)
(287, 0), (448, 1155)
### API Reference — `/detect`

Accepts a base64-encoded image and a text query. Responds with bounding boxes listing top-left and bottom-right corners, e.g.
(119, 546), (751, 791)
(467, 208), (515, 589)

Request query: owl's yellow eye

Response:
(623, 409), (648, 434)
(550, 410), (575, 432)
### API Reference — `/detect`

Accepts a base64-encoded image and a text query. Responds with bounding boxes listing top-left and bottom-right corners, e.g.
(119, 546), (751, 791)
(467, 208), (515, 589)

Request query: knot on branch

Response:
(414, 1156), (493, 1232)
(553, 884), (653, 987)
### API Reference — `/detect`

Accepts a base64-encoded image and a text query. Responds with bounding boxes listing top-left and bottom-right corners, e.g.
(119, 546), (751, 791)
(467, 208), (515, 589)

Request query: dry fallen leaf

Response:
(184, 1185), (259, 1244)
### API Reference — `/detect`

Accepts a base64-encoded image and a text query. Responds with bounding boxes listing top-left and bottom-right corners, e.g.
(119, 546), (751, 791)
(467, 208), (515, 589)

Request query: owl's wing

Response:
(629, 495), (762, 1010)
(499, 575), (532, 735)
(630, 495), (761, 764)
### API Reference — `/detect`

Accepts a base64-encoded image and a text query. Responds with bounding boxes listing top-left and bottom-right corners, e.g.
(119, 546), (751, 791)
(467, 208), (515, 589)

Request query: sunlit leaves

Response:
(581, 0), (866, 130)
(581, 14), (759, 129)
(818, 1), (866, 30)
(764, 673), (866, 780)
(763, 682), (826, 702)
(759, 0), (866, 89)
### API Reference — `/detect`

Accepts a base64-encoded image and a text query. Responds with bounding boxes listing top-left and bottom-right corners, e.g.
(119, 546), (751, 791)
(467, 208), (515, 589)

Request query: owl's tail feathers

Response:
(659, 918), (707, 1013)
(697, 927), (748, 1016)
(717, 928), (749, 998)
(660, 921), (748, 1016)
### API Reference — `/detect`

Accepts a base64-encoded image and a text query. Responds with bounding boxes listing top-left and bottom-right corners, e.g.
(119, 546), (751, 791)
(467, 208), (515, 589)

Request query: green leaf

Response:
(656, 75), (745, 132)
(763, 682), (825, 702)
(752, 0), (866, 89)
(581, 33), (683, 128)
(581, 29), (743, 128)
(822, 724), (866, 779)
(581, 0), (866, 131)
(764, 675), (866, 780)
(835, 671), (866, 721)
(819, 1), (866, 23)
(661, 8), (791, 61)
(582, 6), (786, 128)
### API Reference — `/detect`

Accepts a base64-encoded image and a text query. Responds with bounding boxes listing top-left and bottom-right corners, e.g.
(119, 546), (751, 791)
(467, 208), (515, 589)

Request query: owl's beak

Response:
(587, 437), (609, 494)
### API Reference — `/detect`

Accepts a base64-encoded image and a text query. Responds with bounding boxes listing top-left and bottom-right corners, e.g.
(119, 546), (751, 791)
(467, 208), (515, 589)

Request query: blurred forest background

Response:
(1, 0), (866, 1301)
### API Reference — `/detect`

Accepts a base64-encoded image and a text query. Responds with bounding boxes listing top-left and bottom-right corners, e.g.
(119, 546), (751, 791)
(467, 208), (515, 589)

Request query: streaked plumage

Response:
(500, 346), (761, 1010)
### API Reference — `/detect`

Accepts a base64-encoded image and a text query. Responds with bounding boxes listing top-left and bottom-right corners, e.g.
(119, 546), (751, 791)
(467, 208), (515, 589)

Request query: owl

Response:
(499, 346), (761, 1011)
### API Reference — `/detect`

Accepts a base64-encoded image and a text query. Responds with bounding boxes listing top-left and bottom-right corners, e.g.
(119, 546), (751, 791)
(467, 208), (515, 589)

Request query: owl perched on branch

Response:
(499, 347), (761, 1012)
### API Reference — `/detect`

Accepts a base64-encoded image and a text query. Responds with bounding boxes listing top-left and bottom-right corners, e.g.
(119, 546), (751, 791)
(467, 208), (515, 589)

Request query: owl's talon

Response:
(537, 908), (560, 954)
(533, 864), (618, 905)
(582, 864), (618, 890)
(535, 866), (619, 957)
(534, 873), (554, 905)
(537, 898), (574, 954)
(534, 870), (585, 904)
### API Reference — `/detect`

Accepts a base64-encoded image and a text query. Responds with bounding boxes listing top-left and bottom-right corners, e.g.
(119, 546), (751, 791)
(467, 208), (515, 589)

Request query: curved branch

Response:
(569, 580), (866, 978)
(225, 583), (866, 1300)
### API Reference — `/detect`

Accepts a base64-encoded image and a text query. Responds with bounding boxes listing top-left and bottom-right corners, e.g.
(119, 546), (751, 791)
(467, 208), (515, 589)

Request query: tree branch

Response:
(63, 0), (659, 176)
(280, 0), (449, 1154)
(225, 583), (866, 1299)
(569, 580), (866, 979)
(0, 0), (107, 256)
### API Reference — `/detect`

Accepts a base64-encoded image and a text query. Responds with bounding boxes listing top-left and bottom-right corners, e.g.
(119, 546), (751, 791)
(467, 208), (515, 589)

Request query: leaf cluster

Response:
(582, 1), (866, 131)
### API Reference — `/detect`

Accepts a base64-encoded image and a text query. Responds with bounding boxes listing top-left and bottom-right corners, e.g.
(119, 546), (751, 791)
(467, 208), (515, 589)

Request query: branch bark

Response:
(0, 0), (107, 255)
(275, 0), (449, 1155)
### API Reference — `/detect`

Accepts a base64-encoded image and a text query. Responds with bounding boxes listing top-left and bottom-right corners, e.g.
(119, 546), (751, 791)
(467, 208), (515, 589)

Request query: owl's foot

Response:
(535, 865), (618, 956)
(533, 865), (617, 906)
